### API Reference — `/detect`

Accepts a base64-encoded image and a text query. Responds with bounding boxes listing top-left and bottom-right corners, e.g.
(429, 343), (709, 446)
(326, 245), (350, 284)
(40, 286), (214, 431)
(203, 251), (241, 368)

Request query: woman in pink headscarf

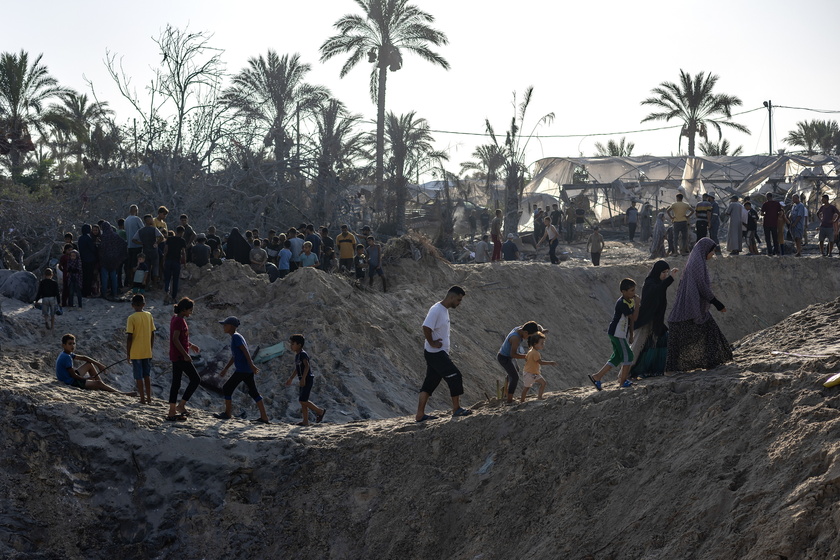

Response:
(665, 237), (732, 372)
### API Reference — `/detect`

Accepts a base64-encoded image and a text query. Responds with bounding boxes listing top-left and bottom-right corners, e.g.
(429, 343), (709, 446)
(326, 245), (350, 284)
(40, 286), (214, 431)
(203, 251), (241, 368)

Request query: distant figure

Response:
(491, 209), (503, 261)
(626, 201), (639, 242)
(354, 244), (367, 280)
(537, 216), (561, 264)
(56, 333), (134, 394)
(501, 233), (519, 261)
(788, 194), (806, 257)
(336, 224), (357, 273)
(707, 193), (721, 246)
(191, 234), (211, 267)
(163, 226), (187, 303)
(667, 194), (693, 255)
(249, 239), (269, 273)
(665, 238), (731, 372)
(366, 236), (386, 291)
(817, 194), (838, 257)
(474, 234), (491, 264)
(415, 286), (472, 421)
(521, 332), (555, 403)
(480, 207), (491, 235)
(588, 278), (640, 391)
(285, 334), (327, 426)
(550, 204), (563, 231)
(761, 192), (783, 256)
(126, 294), (155, 405)
(694, 194), (713, 240)
(639, 202), (652, 243)
(132, 253), (150, 294)
(35, 268), (60, 330)
(467, 210), (477, 241)
(743, 201), (760, 255)
(214, 316), (270, 423)
(587, 226), (605, 266)
(724, 196), (745, 255)
(649, 213), (667, 259)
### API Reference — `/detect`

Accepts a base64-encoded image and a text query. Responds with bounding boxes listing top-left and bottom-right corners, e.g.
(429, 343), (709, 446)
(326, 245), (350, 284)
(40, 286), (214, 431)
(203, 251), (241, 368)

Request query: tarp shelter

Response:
(523, 155), (840, 222)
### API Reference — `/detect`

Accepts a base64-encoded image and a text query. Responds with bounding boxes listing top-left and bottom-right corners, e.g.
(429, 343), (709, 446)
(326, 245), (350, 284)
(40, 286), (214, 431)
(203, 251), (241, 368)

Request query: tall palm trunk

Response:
(504, 167), (520, 236)
(375, 57), (388, 210)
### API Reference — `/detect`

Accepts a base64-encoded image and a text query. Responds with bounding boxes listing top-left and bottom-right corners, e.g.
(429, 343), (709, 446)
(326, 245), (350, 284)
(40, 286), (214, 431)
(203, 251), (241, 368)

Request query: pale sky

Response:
(5, 0), (840, 180)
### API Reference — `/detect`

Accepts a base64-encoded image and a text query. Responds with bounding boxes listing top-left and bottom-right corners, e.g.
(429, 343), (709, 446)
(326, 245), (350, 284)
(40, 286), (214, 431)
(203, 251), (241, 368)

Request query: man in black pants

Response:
(415, 286), (472, 421)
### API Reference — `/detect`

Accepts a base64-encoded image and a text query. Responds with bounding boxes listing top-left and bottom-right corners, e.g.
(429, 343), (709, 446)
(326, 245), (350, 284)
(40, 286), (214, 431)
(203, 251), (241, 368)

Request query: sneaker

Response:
(621, 380), (634, 388)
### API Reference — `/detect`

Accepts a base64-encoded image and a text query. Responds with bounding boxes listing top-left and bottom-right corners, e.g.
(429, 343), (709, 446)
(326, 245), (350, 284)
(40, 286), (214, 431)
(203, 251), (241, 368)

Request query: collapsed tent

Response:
(523, 154), (840, 223)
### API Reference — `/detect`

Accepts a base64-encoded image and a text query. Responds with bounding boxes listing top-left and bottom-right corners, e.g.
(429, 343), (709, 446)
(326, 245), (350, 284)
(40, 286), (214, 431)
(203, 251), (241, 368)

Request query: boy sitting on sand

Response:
(589, 278), (640, 390)
(56, 333), (135, 394)
(285, 334), (326, 426)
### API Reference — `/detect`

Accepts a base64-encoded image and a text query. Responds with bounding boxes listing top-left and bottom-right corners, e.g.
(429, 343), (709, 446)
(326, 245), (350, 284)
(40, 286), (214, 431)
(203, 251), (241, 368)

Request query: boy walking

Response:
(35, 268), (60, 330)
(285, 334), (326, 426)
(588, 278), (640, 390)
(415, 285), (472, 421)
(126, 294), (156, 404)
(586, 226), (605, 266)
(215, 316), (270, 423)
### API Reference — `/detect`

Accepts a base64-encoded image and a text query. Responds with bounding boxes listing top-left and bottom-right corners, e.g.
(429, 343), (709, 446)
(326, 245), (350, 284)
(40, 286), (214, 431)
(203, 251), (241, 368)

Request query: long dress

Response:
(724, 201), (745, 253)
(630, 260), (674, 377)
(665, 237), (733, 372)
(649, 213), (666, 258)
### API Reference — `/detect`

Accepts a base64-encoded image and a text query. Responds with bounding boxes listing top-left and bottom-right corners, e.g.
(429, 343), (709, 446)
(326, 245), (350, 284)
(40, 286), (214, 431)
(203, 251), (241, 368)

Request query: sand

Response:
(2, 237), (840, 559)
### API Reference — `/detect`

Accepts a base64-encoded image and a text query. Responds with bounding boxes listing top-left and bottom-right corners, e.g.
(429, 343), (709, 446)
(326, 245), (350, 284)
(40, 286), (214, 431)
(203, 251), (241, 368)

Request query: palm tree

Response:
(0, 50), (69, 178)
(320, 0), (449, 203)
(311, 98), (366, 223)
(698, 138), (743, 156)
(641, 70), (749, 156)
(594, 137), (635, 157)
(486, 87), (555, 235)
(43, 91), (113, 167)
(223, 50), (329, 183)
(783, 120), (839, 155)
(379, 110), (443, 233)
(460, 144), (505, 203)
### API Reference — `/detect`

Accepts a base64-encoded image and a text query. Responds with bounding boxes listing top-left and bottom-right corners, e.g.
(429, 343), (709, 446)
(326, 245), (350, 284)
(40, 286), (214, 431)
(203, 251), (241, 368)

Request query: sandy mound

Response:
(3, 294), (840, 558)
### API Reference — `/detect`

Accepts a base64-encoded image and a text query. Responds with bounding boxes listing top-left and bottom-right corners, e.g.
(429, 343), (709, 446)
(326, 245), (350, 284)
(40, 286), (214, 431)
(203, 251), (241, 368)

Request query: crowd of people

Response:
(648, 191), (839, 259)
(33, 204), (387, 329)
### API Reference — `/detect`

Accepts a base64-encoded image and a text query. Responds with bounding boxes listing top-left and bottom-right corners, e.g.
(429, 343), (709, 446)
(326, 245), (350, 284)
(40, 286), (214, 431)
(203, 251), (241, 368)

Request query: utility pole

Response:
(763, 100), (773, 155)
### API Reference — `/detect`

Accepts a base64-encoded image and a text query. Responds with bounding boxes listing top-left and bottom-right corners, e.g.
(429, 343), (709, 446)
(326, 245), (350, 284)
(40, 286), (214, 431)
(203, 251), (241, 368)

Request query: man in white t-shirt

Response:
(415, 286), (472, 421)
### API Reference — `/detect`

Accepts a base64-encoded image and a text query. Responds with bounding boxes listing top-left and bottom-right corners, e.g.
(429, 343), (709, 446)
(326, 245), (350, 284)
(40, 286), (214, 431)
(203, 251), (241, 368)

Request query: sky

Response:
(5, 0), (840, 181)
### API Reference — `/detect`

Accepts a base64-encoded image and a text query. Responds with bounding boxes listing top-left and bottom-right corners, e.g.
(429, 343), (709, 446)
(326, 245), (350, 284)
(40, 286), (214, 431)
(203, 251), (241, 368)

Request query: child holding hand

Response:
(521, 332), (555, 402)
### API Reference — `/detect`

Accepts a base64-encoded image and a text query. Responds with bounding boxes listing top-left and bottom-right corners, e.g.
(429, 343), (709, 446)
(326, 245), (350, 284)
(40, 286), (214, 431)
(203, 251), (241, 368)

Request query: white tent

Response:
(523, 154), (840, 222)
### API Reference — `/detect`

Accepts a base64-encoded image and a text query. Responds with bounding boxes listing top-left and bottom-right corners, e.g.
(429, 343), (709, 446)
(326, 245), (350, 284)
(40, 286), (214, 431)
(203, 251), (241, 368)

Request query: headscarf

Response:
(668, 237), (718, 324)
(649, 212), (666, 254)
(78, 224), (97, 263)
(635, 260), (673, 334)
(226, 228), (252, 265)
(98, 221), (127, 270)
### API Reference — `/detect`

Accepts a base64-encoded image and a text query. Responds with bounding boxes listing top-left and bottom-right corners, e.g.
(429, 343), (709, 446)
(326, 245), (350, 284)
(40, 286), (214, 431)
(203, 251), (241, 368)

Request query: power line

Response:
(425, 106), (767, 139)
(774, 105), (840, 114)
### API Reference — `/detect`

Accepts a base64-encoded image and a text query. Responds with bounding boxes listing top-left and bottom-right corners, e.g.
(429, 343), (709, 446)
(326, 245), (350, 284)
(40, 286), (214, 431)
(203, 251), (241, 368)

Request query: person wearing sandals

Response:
(415, 285), (472, 421)
(166, 298), (202, 422)
(214, 316), (270, 424)
(285, 334), (326, 426)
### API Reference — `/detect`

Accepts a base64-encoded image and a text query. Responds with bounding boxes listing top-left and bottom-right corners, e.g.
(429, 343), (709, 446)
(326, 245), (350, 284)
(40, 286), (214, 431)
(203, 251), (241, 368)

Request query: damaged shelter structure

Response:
(517, 154), (840, 232)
